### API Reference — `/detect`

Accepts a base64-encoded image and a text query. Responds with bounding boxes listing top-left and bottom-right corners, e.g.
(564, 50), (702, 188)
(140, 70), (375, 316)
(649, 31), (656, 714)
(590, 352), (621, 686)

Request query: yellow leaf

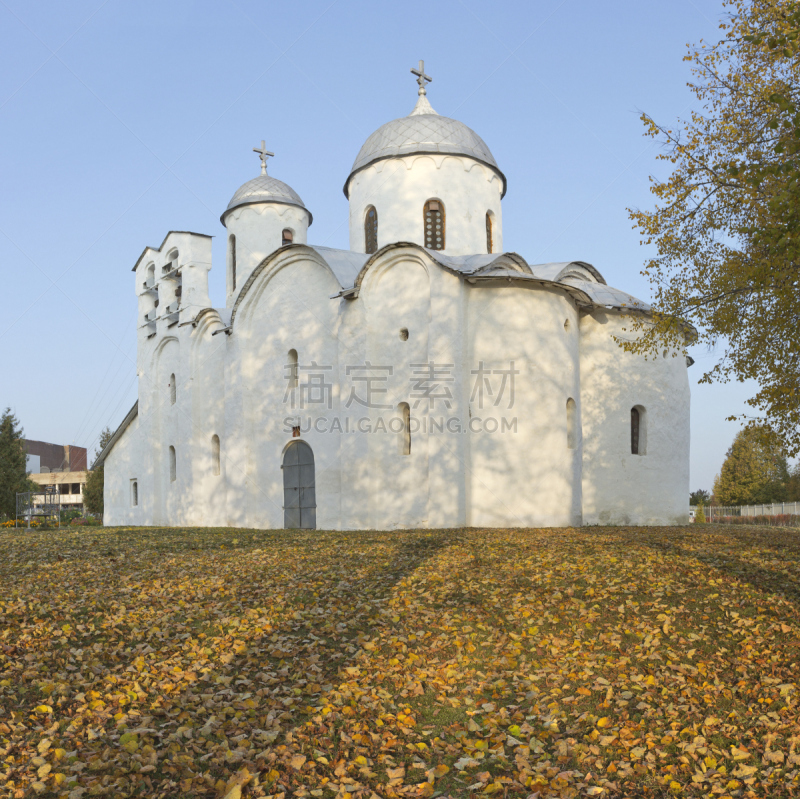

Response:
(37, 763), (51, 779)
(290, 754), (307, 769)
(597, 717), (611, 728)
(31, 782), (46, 794)
(33, 705), (52, 714)
(433, 764), (449, 777)
(222, 786), (241, 799)
(37, 738), (51, 754)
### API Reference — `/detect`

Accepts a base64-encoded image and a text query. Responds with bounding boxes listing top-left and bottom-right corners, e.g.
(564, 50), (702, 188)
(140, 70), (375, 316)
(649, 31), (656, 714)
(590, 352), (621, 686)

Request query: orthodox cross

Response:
(253, 140), (274, 175)
(411, 60), (432, 96)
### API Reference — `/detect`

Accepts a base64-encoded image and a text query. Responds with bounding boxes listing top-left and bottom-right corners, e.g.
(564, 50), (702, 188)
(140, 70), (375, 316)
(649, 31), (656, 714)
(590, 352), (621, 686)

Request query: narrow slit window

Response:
(169, 373), (176, 405)
(365, 206), (378, 253)
(212, 434), (220, 476)
(287, 349), (299, 389)
(282, 229), (293, 247)
(131, 480), (138, 507)
(399, 402), (411, 455)
(424, 200), (445, 250)
(631, 405), (647, 455)
(169, 446), (176, 482)
(486, 212), (493, 253)
(566, 398), (577, 449)
(631, 407), (640, 455)
(229, 234), (236, 290)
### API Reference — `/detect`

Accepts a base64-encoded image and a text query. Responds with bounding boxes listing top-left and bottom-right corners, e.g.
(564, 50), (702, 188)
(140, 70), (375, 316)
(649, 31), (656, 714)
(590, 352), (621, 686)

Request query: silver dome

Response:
(345, 98), (506, 198)
(221, 174), (312, 224)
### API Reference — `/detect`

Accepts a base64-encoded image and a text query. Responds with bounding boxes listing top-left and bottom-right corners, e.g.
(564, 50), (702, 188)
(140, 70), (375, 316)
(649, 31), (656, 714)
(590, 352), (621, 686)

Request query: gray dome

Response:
(221, 174), (312, 224)
(345, 101), (506, 198)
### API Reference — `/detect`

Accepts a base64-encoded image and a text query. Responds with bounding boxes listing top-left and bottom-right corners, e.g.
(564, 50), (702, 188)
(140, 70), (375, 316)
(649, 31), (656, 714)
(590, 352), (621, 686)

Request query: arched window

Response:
(211, 434), (220, 476)
(486, 211), (493, 254)
(631, 405), (647, 455)
(131, 480), (138, 507)
(287, 349), (299, 389)
(399, 402), (411, 455)
(424, 200), (445, 250)
(282, 229), (293, 247)
(365, 206), (378, 253)
(228, 234), (236, 290)
(169, 373), (176, 405)
(146, 263), (155, 287)
(169, 446), (176, 482)
(566, 398), (577, 449)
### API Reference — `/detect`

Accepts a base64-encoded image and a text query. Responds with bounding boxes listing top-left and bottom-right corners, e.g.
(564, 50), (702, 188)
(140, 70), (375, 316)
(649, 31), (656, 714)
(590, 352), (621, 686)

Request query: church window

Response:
(566, 398), (577, 449)
(287, 349), (299, 389)
(145, 262), (155, 288)
(631, 405), (646, 455)
(399, 402), (411, 455)
(131, 479), (138, 507)
(365, 206), (378, 253)
(282, 229), (293, 247)
(169, 446), (176, 482)
(486, 212), (493, 253)
(169, 373), (176, 405)
(424, 200), (445, 250)
(212, 434), (220, 476)
(399, 327), (409, 341)
(228, 234), (236, 290)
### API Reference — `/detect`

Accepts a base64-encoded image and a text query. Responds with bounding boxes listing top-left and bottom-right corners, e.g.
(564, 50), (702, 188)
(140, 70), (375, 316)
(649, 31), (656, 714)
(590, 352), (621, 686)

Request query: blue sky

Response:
(1, 0), (754, 492)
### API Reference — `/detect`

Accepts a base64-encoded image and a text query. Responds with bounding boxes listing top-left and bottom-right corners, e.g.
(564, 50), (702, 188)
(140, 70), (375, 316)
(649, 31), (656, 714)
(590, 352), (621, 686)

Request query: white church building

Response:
(97, 63), (690, 529)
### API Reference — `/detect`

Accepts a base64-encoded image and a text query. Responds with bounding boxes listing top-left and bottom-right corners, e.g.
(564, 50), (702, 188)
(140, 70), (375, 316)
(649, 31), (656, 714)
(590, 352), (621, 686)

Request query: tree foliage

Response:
(690, 489), (711, 505)
(83, 427), (113, 516)
(0, 407), (35, 520)
(713, 424), (790, 503)
(626, 0), (800, 454)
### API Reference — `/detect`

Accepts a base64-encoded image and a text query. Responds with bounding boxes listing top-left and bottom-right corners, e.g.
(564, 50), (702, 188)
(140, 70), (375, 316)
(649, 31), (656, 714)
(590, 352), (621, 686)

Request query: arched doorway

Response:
(282, 440), (316, 529)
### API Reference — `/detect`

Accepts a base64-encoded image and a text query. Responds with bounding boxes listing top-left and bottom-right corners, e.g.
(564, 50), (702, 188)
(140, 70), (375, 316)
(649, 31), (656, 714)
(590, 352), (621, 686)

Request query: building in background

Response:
(23, 439), (89, 512)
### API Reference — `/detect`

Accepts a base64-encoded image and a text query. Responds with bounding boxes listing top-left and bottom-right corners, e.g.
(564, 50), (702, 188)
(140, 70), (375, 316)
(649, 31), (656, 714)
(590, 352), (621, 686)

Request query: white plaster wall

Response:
(108, 243), (690, 531)
(347, 155), (503, 255)
(467, 283), (582, 528)
(580, 310), (690, 525)
(234, 250), (342, 530)
(224, 204), (310, 306)
(104, 415), (145, 526)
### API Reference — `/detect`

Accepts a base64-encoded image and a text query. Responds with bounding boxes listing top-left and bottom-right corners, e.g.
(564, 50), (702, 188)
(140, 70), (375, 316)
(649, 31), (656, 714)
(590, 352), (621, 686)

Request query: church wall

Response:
(234, 252), (342, 530)
(466, 284), (582, 528)
(359, 253), (434, 529)
(188, 319), (228, 526)
(347, 156), (503, 256)
(579, 311), (690, 525)
(103, 414), (145, 526)
(224, 204), (310, 307)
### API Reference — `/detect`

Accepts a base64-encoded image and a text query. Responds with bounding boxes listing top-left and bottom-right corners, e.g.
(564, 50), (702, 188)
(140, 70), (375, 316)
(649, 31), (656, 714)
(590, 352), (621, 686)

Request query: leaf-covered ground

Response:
(1, 525), (800, 799)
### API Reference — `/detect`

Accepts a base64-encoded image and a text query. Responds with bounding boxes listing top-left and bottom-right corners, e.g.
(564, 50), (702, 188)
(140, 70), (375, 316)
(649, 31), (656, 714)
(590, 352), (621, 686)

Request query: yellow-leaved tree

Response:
(625, 0), (800, 454)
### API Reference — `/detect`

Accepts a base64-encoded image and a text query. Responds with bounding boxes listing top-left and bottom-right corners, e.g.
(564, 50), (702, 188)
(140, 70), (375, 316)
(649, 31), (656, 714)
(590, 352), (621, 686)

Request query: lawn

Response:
(1, 525), (799, 799)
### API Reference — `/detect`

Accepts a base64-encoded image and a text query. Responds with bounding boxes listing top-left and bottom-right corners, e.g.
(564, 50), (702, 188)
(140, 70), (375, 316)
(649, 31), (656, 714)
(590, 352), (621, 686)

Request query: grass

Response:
(0, 524), (799, 798)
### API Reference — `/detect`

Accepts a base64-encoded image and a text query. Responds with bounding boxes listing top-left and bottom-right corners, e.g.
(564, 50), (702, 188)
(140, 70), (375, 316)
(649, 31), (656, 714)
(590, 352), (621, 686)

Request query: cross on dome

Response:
(411, 60), (432, 96)
(253, 140), (274, 175)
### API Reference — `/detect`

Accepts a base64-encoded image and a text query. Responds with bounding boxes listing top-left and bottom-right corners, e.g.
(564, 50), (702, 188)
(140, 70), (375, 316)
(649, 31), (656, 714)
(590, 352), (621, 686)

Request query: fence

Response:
(706, 502), (800, 528)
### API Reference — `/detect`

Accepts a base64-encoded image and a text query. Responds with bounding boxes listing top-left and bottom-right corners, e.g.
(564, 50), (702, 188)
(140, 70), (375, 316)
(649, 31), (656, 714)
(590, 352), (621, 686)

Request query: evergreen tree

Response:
(713, 424), (790, 505)
(0, 408), (35, 520)
(690, 489), (711, 506)
(83, 427), (113, 516)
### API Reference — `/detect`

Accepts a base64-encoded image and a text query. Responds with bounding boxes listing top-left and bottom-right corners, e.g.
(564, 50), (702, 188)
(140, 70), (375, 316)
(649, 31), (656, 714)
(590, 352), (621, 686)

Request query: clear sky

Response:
(1, 0), (756, 493)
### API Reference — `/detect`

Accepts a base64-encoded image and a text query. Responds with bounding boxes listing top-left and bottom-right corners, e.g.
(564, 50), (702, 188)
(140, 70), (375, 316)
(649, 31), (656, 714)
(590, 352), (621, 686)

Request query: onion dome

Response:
(345, 64), (505, 198)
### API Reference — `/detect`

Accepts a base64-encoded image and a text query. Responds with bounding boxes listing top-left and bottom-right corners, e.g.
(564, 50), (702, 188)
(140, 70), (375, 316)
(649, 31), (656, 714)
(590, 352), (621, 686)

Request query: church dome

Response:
(222, 174), (312, 224)
(345, 94), (506, 198)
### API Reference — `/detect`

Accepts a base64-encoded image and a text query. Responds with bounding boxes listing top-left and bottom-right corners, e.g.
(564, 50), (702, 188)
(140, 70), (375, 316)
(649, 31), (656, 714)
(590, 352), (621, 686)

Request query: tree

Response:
(625, 0), (800, 455)
(83, 427), (113, 517)
(0, 408), (36, 520)
(690, 489), (711, 506)
(787, 461), (800, 500)
(713, 424), (790, 504)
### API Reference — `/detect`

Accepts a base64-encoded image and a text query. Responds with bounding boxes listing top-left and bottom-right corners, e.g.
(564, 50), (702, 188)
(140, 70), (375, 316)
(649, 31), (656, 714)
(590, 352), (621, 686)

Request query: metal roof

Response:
(345, 95), (506, 198)
(221, 174), (311, 225)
